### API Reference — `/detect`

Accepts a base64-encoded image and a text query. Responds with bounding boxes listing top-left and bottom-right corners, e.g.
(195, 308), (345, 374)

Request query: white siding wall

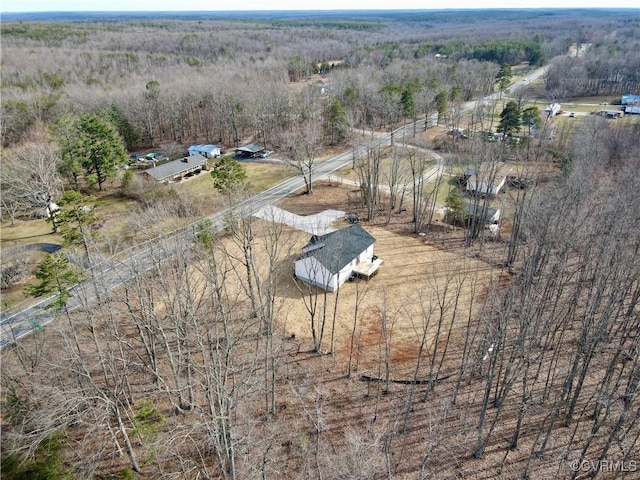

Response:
(188, 147), (221, 158)
(295, 244), (376, 292)
(295, 257), (335, 291)
(468, 176), (507, 195)
(360, 244), (375, 262)
(333, 263), (353, 291)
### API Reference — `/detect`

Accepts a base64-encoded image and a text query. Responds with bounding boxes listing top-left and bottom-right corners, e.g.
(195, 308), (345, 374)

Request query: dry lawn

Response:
(274, 182), (504, 374)
(275, 223), (497, 373)
(3, 181), (629, 480)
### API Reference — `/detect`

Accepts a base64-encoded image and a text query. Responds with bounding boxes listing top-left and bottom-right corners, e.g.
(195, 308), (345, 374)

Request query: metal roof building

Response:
(464, 203), (501, 224)
(235, 143), (265, 157)
(143, 156), (208, 183)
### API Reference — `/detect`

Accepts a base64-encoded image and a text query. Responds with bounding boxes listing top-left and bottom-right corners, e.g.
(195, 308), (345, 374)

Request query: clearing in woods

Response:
(273, 181), (502, 375)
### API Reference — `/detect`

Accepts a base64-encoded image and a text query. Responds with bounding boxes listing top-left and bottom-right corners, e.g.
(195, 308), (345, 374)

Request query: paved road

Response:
(0, 65), (546, 349)
(0, 131), (396, 348)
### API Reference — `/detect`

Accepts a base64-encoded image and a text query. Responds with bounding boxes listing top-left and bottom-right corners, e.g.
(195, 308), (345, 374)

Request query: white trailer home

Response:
(188, 144), (221, 158)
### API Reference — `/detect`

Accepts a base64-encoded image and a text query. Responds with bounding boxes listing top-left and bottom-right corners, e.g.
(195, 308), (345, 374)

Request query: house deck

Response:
(353, 258), (383, 279)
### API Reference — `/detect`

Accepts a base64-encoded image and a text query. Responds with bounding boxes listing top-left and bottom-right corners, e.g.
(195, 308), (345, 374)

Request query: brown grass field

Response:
(273, 182), (489, 360)
(2, 178), (635, 479)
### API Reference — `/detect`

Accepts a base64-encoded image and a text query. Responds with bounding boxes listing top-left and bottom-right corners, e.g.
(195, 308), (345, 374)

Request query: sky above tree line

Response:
(2, 0), (638, 13)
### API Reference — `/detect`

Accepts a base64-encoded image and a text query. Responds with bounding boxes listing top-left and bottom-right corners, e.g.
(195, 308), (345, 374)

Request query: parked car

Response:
(145, 152), (164, 160)
(129, 154), (143, 162)
(507, 177), (533, 190)
(257, 150), (273, 158)
(569, 112), (575, 117)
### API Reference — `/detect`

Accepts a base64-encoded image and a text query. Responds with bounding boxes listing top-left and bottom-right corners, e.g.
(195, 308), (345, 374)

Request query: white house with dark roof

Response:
(294, 224), (382, 292)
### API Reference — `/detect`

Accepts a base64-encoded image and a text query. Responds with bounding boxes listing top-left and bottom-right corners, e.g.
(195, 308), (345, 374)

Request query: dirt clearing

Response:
(273, 182), (501, 376)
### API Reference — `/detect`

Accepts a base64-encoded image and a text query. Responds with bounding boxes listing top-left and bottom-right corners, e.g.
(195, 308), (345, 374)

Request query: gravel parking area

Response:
(253, 205), (345, 235)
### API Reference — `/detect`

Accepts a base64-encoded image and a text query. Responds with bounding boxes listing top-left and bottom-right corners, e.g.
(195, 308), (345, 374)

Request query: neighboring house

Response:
(544, 103), (561, 117)
(621, 94), (640, 114)
(621, 94), (640, 105)
(594, 110), (624, 119)
(463, 202), (501, 225)
(188, 144), (221, 158)
(143, 156), (208, 183)
(294, 224), (382, 292)
(466, 162), (513, 196)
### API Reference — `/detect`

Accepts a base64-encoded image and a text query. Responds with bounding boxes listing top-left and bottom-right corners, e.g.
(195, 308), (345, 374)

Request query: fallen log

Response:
(358, 372), (455, 385)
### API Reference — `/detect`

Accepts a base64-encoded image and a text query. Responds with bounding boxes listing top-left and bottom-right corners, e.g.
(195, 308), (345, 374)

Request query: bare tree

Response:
(355, 140), (383, 221)
(382, 146), (409, 224)
(282, 88), (323, 195)
(347, 281), (368, 377)
(406, 146), (432, 233)
(2, 141), (64, 230)
(294, 260), (325, 353)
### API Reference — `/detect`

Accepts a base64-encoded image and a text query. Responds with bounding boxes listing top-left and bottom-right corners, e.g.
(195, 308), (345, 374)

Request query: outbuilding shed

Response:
(464, 203), (500, 225)
(595, 110), (624, 119)
(143, 156), (208, 183)
(236, 143), (266, 157)
(466, 162), (513, 196)
(294, 224), (382, 292)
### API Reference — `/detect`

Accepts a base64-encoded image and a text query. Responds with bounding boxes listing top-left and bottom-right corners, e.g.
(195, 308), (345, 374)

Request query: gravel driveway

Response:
(253, 206), (345, 235)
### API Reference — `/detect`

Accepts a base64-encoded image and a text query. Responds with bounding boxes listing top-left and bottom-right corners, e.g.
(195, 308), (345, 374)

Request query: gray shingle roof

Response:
(144, 156), (207, 181)
(300, 224), (375, 274)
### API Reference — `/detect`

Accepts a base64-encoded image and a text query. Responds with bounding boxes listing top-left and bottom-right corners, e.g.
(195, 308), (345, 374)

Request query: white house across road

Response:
(188, 144), (221, 158)
(466, 162), (513, 196)
(295, 224), (382, 292)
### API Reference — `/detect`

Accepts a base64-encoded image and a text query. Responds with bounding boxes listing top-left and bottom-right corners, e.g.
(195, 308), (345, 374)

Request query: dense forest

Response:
(2, 9), (639, 150)
(1, 9), (640, 480)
